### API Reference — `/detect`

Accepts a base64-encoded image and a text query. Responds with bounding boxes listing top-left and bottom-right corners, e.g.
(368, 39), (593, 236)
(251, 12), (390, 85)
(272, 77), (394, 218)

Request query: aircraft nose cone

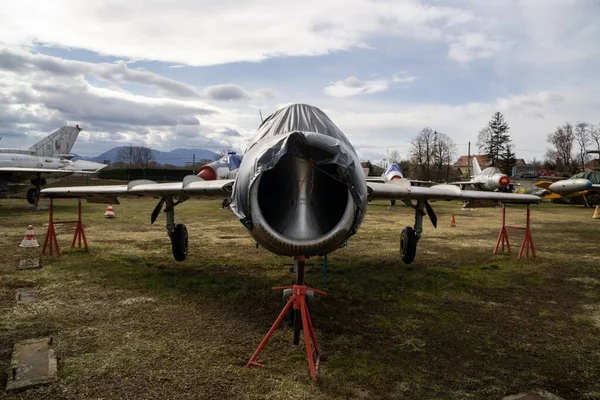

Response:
(197, 167), (217, 181)
(499, 176), (510, 187)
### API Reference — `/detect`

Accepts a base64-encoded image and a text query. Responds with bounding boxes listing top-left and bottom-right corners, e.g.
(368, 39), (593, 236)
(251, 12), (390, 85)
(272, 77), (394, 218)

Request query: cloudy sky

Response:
(0, 0), (598, 163)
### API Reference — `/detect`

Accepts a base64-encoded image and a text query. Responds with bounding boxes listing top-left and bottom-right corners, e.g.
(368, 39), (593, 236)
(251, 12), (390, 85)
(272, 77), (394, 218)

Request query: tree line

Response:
(379, 112), (599, 181)
(545, 122), (600, 174)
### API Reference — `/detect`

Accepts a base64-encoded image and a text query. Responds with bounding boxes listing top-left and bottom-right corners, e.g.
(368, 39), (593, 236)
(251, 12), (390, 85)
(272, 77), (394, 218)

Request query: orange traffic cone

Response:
(19, 225), (40, 248)
(104, 204), (115, 218)
(593, 206), (600, 219)
(450, 215), (456, 228)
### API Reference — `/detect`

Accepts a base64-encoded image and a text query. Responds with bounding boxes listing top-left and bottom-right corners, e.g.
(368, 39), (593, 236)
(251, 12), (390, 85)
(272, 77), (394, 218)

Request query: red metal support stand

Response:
(246, 284), (327, 381)
(71, 199), (88, 250)
(493, 204), (535, 259)
(42, 198), (60, 255)
(42, 198), (88, 256)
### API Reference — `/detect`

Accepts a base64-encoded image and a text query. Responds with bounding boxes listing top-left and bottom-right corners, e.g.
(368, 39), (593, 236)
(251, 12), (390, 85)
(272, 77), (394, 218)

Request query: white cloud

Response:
(0, 49), (261, 155)
(0, 0), (474, 66)
(321, 85), (599, 161)
(0, 47), (200, 98)
(203, 84), (276, 102)
(447, 33), (505, 63)
(324, 73), (416, 98)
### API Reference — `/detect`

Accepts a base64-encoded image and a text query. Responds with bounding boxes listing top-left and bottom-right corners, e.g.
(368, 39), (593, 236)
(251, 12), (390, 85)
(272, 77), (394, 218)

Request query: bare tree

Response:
(432, 131), (457, 182)
(410, 128), (456, 181)
(574, 122), (591, 171)
(388, 149), (401, 164)
(135, 146), (155, 168)
(410, 127), (436, 180)
(116, 145), (137, 165)
(116, 145), (155, 168)
(590, 124), (600, 152)
(546, 123), (575, 174)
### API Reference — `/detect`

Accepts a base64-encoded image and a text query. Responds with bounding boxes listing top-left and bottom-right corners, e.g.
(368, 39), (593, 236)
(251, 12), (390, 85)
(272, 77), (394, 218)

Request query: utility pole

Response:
(192, 153), (196, 174)
(467, 141), (471, 178)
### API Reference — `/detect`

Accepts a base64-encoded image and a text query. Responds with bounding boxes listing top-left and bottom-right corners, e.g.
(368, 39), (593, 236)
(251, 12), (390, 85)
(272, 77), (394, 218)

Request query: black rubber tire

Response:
(400, 226), (417, 264)
(282, 288), (314, 328)
(26, 188), (38, 205)
(390, 199), (396, 206)
(171, 223), (188, 262)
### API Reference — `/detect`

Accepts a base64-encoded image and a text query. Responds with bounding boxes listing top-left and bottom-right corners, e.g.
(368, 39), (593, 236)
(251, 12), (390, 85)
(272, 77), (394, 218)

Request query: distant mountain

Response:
(79, 147), (219, 167)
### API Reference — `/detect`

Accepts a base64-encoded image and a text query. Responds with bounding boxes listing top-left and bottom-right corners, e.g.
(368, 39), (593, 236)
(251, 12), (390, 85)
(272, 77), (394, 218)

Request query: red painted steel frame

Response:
(42, 198), (88, 256)
(246, 284), (327, 381)
(493, 205), (535, 259)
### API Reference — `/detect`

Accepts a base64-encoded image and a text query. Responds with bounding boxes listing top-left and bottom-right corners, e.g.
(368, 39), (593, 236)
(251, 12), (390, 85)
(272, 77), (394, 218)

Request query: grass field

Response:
(1, 197), (600, 399)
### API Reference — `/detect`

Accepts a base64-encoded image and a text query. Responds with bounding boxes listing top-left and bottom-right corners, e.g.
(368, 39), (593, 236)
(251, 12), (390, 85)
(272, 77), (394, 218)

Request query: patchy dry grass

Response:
(1, 197), (600, 399)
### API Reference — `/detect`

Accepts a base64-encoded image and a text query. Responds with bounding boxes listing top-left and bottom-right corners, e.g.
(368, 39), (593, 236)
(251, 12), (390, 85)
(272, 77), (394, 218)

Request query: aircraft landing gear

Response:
(399, 199), (437, 264)
(152, 195), (190, 261)
(26, 188), (39, 205)
(28, 174), (44, 206)
(171, 223), (188, 262)
(400, 226), (417, 264)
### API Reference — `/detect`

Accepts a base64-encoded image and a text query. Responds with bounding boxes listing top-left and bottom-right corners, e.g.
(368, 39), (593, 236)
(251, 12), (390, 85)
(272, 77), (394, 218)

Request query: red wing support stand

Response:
(493, 204), (535, 259)
(42, 198), (88, 256)
(246, 255), (326, 381)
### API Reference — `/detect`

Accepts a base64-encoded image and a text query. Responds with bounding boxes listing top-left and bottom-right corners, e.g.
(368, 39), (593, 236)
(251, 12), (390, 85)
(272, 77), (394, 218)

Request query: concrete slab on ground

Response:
(17, 258), (41, 270)
(6, 337), (57, 392)
(15, 289), (40, 304)
(502, 391), (564, 400)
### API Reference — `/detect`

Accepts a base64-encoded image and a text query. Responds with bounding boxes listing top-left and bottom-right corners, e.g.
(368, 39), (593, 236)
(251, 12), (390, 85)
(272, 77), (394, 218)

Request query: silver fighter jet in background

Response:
(451, 156), (512, 192)
(0, 125), (107, 204)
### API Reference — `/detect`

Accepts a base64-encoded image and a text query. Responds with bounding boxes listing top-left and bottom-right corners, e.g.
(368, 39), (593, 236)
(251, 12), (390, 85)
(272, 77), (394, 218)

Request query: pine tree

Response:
(477, 112), (512, 167)
(500, 143), (517, 175)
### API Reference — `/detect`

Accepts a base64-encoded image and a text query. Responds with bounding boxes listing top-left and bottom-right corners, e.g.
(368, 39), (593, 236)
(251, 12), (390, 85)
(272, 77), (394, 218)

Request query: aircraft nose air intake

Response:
(249, 152), (356, 256)
(197, 166), (216, 181)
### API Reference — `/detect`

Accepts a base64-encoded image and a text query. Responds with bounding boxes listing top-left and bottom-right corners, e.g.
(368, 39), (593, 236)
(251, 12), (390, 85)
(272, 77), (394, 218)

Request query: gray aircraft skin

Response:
(451, 156), (512, 192)
(42, 104), (540, 264)
(0, 125), (107, 204)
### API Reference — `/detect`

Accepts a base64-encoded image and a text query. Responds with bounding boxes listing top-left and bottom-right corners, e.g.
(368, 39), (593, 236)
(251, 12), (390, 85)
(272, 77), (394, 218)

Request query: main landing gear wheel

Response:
(26, 188), (39, 205)
(400, 226), (417, 264)
(282, 288), (314, 328)
(171, 223), (188, 262)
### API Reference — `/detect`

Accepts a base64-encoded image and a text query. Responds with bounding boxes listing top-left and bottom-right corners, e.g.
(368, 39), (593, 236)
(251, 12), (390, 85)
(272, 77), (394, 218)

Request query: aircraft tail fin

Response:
(534, 181), (552, 190)
(472, 156), (482, 176)
(384, 163), (404, 178)
(28, 125), (82, 157)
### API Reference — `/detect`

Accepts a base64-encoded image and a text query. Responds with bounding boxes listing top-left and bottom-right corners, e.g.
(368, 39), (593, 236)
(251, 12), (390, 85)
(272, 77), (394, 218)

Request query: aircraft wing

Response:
(367, 180), (540, 204)
(0, 167), (75, 175)
(41, 176), (235, 200)
(366, 177), (384, 183)
(448, 180), (476, 186)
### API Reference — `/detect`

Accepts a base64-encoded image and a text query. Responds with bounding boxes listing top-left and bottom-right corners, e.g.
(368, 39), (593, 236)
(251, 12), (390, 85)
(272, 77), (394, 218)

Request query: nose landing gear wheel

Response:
(171, 223), (188, 261)
(400, 226), (417, 264)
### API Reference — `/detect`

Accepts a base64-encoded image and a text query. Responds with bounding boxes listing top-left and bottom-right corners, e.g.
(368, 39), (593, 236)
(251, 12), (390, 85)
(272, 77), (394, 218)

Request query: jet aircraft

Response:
(534, 173), (600, 203)
(197, 151), (242, 181)
(42, 104), (539, 266)
(366, 162), (405, 183)
(0, 125), (107, 204)
(41, 104), (540, 379)
(451, 156), (512, 192)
